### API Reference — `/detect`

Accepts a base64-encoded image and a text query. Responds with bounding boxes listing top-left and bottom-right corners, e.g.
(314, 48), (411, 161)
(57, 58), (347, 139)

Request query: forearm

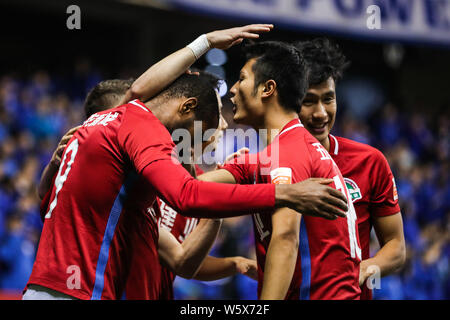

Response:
(126, 47), (196, 103)
(362, 237), (405, 277)
(193, 256), (238, 281)
(37, 162), (58, 199)
(143, 160), (275, 218)
(260, 236), (298, 300)
(175, 219), (222, 279)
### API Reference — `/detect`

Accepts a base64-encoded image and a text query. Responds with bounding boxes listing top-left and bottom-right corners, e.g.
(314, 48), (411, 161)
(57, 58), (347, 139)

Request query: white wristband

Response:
(187, 34), (211, 59)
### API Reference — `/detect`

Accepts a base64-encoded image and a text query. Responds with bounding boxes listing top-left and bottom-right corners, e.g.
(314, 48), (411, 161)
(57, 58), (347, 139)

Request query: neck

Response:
(258, 102), (299, 146)
(145, 100), (174, 132)
(321, 135), (331, 152)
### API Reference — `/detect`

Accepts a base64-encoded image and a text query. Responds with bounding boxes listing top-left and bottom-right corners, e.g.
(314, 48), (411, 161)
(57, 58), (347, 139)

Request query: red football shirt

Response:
(28, 99), (276, 300)
(328, 134), (401, 300)
(223, 119), (362, 300)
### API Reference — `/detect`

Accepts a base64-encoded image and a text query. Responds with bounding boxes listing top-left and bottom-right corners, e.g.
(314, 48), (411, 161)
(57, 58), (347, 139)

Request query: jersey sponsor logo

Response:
(344, 178), (362, 203)
(392, 177), (398, 201)
(270, 167), (292, 185)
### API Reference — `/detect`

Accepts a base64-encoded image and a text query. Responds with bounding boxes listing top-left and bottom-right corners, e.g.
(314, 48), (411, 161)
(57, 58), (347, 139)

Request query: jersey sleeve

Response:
(117, 109), (176, 174)
(142, 158), (275, 218)
(369, 150), (401, 217)
(220, 153), (257, 184)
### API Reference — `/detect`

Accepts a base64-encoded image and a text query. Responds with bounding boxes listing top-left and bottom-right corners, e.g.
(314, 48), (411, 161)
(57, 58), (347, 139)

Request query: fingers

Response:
(319, 202), (347, 219)
(240, 24), (274, 33)
(66, 125), (81, 135)
(327, 187), (349, 204)
(239, 32), (261, 39)
(323, 195), (348, 216)
(313, 178), (334, 185)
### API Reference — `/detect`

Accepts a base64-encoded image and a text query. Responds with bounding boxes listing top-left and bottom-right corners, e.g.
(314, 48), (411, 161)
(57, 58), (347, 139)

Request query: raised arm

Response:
(120, 24), (274, 104)
(158, 219), (222, 279)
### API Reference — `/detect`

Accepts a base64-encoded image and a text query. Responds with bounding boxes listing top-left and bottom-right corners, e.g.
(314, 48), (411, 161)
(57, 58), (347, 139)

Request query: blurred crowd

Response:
(0, 65), (448, 299)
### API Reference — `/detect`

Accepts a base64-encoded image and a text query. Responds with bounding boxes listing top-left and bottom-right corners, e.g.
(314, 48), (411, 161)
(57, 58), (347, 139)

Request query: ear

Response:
(179, 97), (198, 115)
(261, 80), (277, 99)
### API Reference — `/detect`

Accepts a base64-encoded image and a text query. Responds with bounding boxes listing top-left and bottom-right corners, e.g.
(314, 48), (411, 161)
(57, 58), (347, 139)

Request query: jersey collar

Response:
(129, 99), (150, 113)
(329, 134), (339, 155)
(279, 119), (304, 137)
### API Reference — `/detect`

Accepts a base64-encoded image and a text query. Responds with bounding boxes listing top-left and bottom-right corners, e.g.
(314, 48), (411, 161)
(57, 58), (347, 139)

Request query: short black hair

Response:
(84, 79), (134, 118)
(242, 40), (308, 113)
(294, 38), (349, 86)
(156, 71), (220, 128)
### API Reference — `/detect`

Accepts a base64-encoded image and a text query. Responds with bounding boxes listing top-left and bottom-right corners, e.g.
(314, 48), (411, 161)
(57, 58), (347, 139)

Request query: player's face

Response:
(299, 77), (337, 145)
(230, 58), (264, 126)
(201, 91), (228, 152)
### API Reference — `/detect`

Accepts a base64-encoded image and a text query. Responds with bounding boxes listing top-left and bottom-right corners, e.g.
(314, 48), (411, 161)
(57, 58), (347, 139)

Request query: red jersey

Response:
(28, 100), (172, 300)
(328, 134), (401, 300)
(223, 119), (361, 300)
(29, 99), (276, 300)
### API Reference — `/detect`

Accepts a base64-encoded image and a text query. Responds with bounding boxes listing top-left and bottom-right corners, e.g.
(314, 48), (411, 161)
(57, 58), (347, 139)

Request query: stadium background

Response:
(0, 0), (448, 299)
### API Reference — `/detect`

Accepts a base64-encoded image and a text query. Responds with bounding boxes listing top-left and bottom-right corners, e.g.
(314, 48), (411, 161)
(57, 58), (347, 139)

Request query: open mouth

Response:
(230, 98), (237, 114)
(309, 122), (328, 134)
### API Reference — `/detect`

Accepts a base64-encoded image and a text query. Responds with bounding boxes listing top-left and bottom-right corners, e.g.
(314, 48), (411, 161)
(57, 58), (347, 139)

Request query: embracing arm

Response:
(119, 24), (274, 104)
(359, 213), (406, 285)
(260, 207), (300, 300)
(158, 218), (222, 279)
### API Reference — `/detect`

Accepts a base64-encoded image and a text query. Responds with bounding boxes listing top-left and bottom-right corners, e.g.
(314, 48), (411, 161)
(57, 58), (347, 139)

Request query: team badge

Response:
(344, 178), (362, 202)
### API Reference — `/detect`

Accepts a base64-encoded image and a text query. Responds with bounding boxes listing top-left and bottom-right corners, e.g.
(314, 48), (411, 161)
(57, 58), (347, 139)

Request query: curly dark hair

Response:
(294, 38), (349, 86)
(242, 40), (308, 113)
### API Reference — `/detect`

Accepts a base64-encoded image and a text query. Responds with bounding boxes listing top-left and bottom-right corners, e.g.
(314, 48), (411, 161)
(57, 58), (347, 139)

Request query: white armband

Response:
(187, 34), (210, 59)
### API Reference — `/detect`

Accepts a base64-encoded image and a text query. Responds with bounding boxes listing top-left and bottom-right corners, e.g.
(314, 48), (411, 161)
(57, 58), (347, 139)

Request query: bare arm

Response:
(260, 207), (300, 299)
(158, 219), (222, 279)
(359, 212), (406, 286)
(119, 24), (274, 104)
(197, 169), (237, 184)
(193, 256), (257, 281)
(37, 126), (80, 199)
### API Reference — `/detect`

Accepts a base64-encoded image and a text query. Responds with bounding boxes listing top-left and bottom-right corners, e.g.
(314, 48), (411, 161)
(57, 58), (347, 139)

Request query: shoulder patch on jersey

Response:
(392, 177), (398, 201)
(270, 167), (292, 184)
(344, 178), (362, 202)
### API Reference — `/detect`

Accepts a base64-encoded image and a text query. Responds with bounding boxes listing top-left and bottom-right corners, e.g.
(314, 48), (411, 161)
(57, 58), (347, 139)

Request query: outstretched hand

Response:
(207, 24), (274, 50)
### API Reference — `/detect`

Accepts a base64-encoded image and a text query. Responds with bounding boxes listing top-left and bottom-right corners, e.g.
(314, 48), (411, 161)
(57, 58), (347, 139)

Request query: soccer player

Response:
(24, 29), (349, 300)
(295, 38), (406, 299)
(37, 79), (257, 301)
(198, 41), (361, 299)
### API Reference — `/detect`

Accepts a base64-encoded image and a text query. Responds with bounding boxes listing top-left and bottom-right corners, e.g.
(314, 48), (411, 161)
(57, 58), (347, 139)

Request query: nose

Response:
(312, 102), (327, 120)
(220, 115), (228, 131)
(230, 81), (238, 96)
